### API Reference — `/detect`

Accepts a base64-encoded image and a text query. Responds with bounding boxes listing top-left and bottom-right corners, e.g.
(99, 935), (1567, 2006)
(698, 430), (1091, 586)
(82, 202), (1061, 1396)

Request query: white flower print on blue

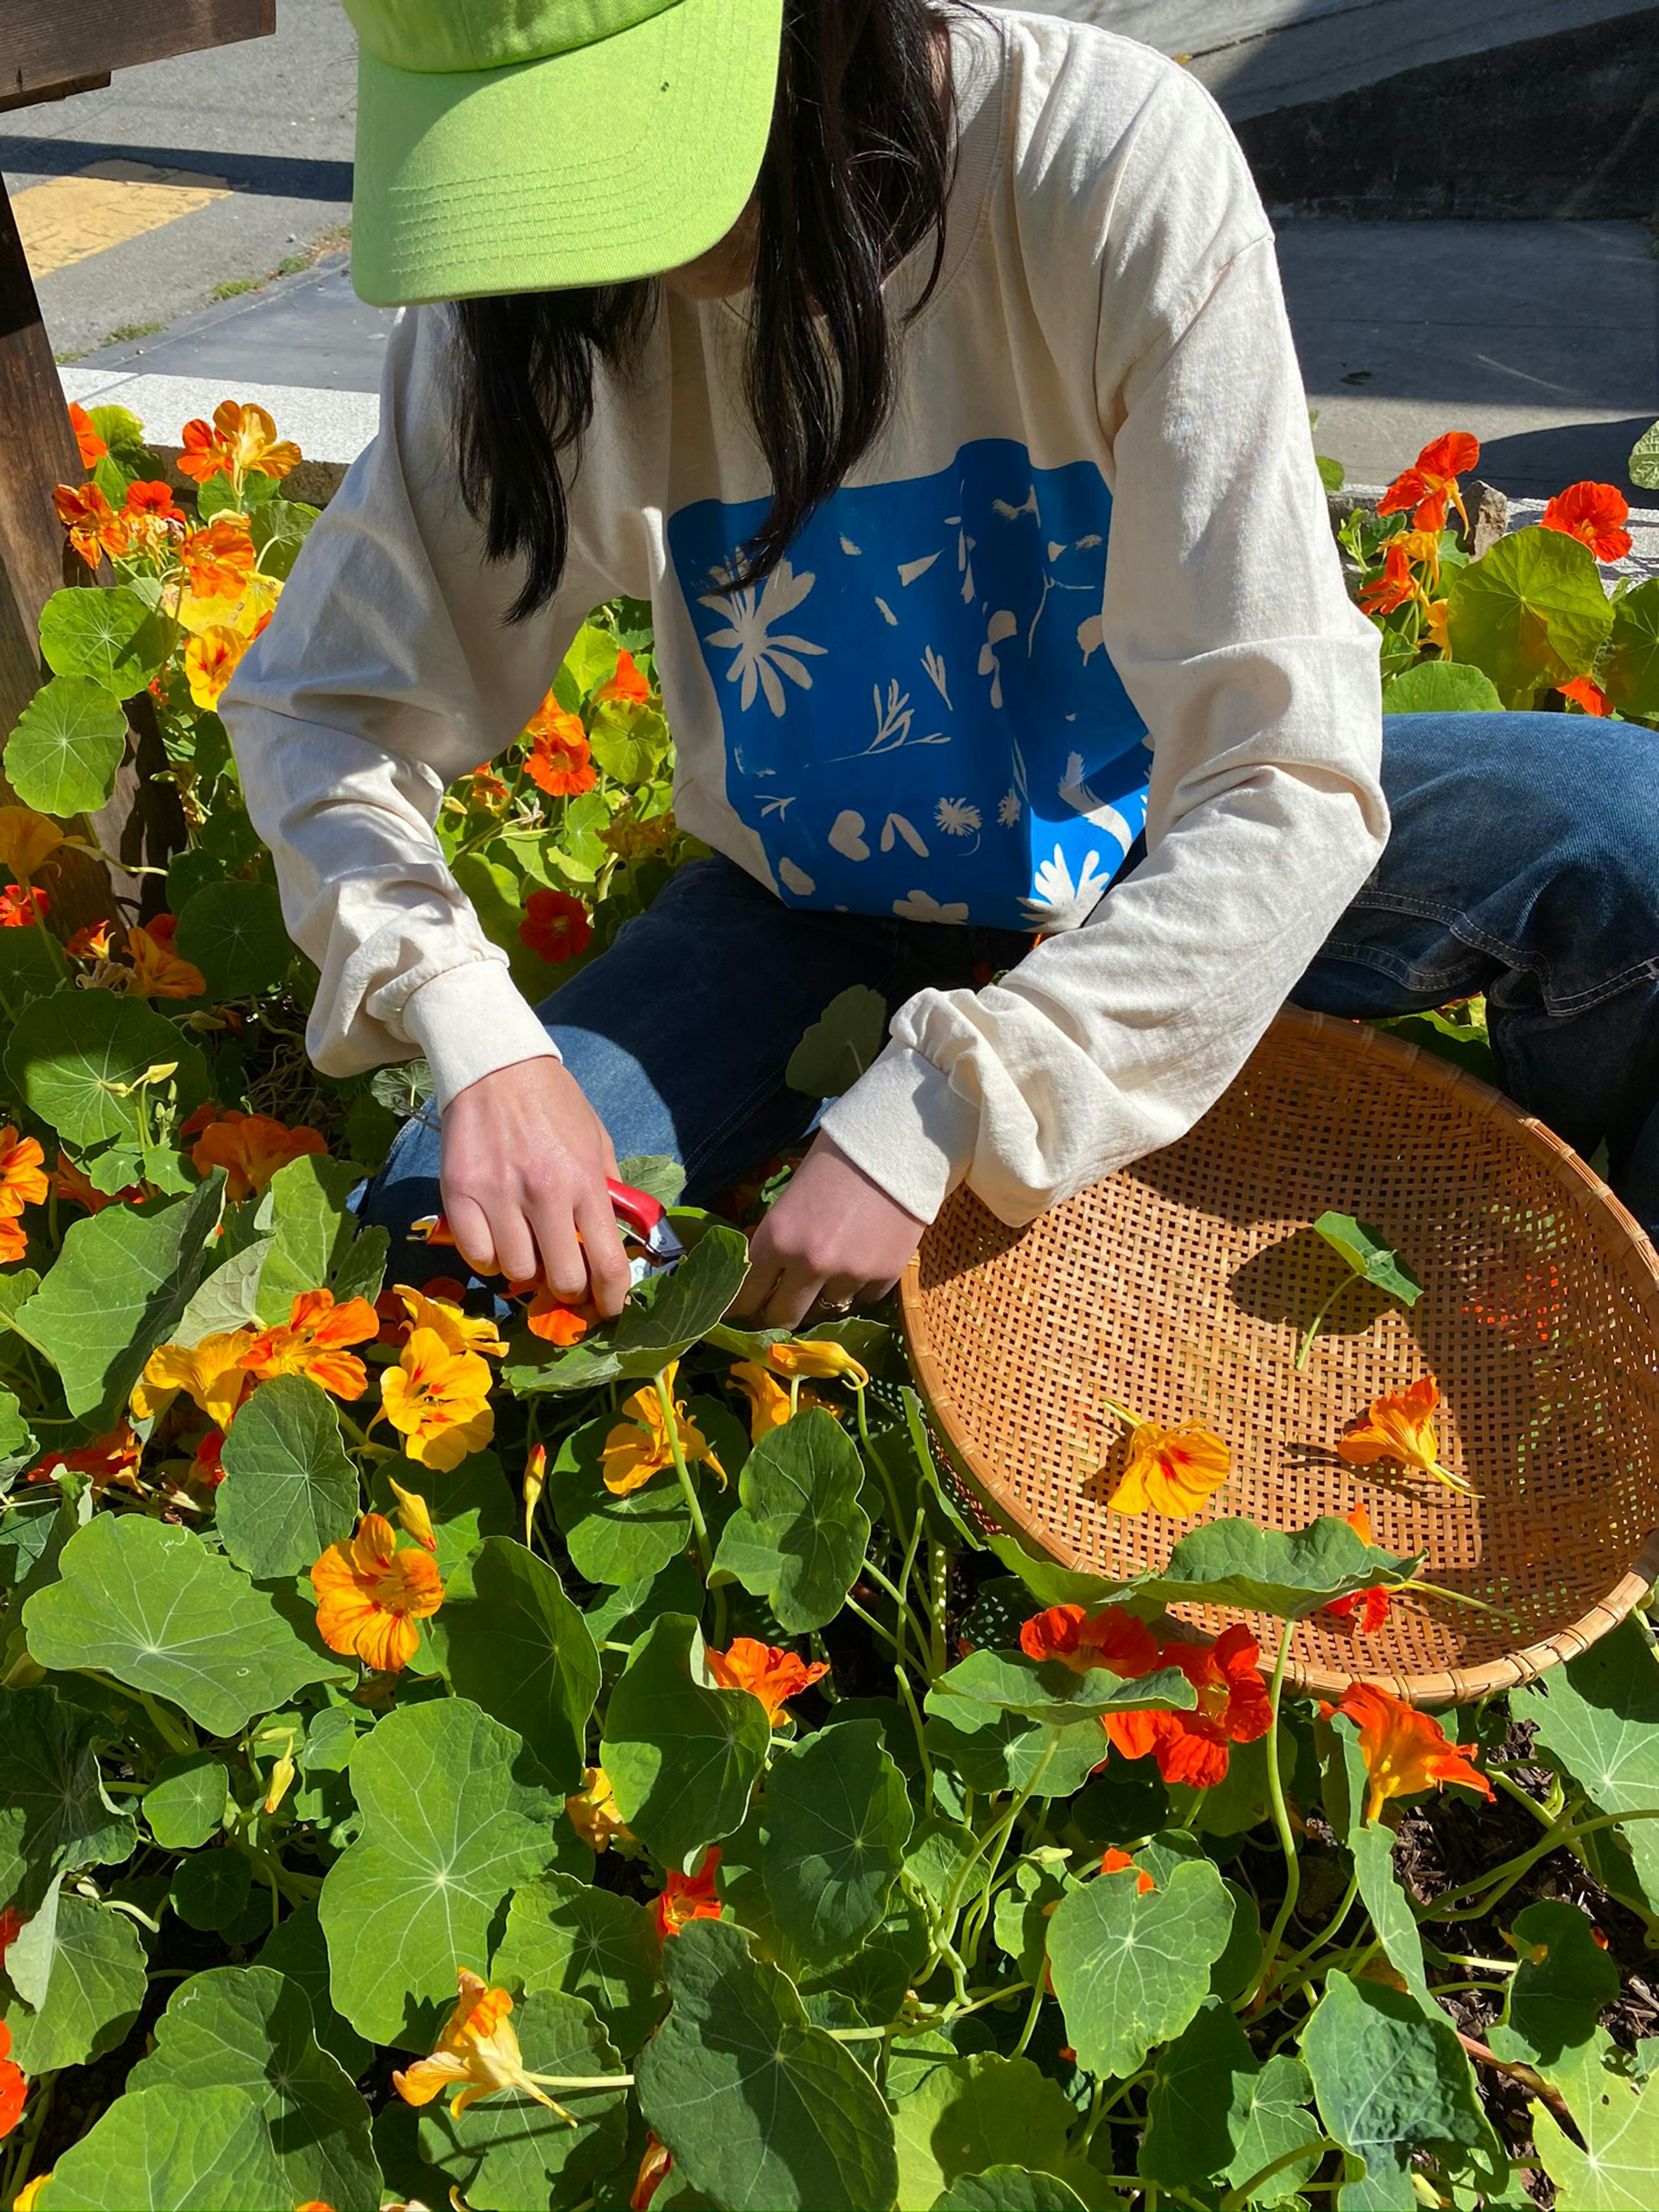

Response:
(668, 437), (1150, 931)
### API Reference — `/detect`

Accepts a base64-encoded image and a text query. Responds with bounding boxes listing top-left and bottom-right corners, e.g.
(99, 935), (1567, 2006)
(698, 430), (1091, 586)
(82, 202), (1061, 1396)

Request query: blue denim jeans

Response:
(365, 712), (1659, 1269)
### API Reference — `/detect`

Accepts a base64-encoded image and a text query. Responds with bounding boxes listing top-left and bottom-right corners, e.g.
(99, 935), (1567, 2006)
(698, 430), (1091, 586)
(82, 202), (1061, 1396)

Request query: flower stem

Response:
(1241, 1617), (1300, 2007)
(1296, 1275), (1354, 1371)
(654, 1369), (712, 1579)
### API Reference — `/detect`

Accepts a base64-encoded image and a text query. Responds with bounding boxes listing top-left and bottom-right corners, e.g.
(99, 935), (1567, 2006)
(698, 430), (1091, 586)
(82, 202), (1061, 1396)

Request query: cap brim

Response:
(350, 0), (783, 306)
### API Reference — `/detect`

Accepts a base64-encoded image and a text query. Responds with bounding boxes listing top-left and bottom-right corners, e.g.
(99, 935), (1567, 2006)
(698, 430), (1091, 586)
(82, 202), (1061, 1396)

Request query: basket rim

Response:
(899, 1007), (1659, 1707)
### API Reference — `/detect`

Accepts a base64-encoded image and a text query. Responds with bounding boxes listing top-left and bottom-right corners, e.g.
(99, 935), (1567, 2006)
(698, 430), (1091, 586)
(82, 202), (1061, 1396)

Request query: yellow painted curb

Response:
(14, 160), (234, 279)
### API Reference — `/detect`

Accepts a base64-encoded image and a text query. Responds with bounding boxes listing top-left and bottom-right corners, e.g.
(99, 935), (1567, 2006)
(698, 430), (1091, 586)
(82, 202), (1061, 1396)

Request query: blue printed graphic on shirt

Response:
(667, 437), (1149, 932)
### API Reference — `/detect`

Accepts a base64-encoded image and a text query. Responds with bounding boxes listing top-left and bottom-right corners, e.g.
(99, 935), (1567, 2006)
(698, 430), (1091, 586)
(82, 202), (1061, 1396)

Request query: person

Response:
(226, 0), (1659, 1331)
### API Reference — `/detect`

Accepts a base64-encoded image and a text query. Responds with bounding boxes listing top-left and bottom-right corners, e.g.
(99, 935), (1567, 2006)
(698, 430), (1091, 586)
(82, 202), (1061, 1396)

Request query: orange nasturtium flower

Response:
(522, 1287), (599, 1344)
(241, 1287), (381, 1402)
(0, 887), (48, 931)
(53, 480), (130, 568)
(706, 1637), (830, 1722)
(1100, 1847), (1156, 1893)
(601, 1361), (725, 1496)
(0, 2019), (26, 2138)
(0, 1218), (25, 1265)
(68, 399), (106, 468)
(523, 696), (597, 797)
(189, 1109), (327, 1201)
(65, 919), (113, 961)
(1331, 1681), (1494, 1823)
(179, 515), (257, 601)
(175, 400), (301, 489)
(311, 1512), (443, 1673)
(565, 1764), (635, 1854)
(655, 1849), (722, 1939)
(766, 1339), (870, 1388)
(1541, 480), (1633, 565)
(1103, 1624), (1271, 1789)
(393, 1971), (567, 2119)
(1106, 1416), (1230, 1518)
(0, 809), (66, 884)
(1559, 676), (1611, 717)
(1020, 1603), (1163, 1679)
(597, 647), (651, 707)
(126, 922), (207, 1000)
(519, 887), (593, 965)
(631, 2135), (674, 2212)
(0, 1130), (48, 1219)
(138, 1325), (263, 1432)
(729, 1358), (793, 1440)
(1337, 1372), (1471, 1494)
(1377, 431), (1480, 534)
(379, 1328), (495, 1471)
(28, 1420), (143, 1496)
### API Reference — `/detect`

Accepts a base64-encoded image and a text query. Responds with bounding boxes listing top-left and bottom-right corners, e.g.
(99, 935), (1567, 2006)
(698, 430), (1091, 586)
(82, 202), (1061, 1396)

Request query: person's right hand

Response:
(438, 1057), (632, 1318)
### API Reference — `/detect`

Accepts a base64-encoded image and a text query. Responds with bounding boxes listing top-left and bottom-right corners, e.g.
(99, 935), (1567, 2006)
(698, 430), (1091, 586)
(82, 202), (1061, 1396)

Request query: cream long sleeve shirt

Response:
(225, 6), (1386, 1230)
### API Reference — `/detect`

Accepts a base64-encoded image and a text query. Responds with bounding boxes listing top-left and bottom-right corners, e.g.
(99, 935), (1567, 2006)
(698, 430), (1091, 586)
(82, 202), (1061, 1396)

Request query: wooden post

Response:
(0, 178), (79, 742)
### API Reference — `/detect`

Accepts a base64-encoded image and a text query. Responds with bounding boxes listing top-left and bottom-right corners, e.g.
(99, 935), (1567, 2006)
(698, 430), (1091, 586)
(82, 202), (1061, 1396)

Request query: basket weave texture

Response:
(901, 1009), (1659, 1705)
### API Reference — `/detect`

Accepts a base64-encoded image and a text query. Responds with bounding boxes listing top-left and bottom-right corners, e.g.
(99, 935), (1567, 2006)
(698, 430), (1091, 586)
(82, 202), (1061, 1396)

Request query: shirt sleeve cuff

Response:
(399, 959), (562, 1114)
(818, 1039), (980, 1226)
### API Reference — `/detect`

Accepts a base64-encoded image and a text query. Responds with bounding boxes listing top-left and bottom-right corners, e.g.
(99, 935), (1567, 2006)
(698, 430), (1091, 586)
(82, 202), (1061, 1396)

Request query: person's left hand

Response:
(731, 1133), (928, 1329)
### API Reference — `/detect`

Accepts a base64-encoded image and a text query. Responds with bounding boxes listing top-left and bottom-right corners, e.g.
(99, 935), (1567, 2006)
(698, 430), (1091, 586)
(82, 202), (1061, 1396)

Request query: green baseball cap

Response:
(342, 0), (785, 306)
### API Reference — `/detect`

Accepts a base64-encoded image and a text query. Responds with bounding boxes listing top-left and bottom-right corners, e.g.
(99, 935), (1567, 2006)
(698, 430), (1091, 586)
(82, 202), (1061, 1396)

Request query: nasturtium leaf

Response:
(1632, 420), (1659, 491)
(563, 620), (620, 697)
(636, 1918), (898, 2212)
(931, 2171), (1090, 2212)
(493, 1873), (664, 2055)
(3, 1890), (147, 2073)
(583, 1554), (706, 1645)
(416, 1990), (629, 2212)
(5, 674), (128, 814)
(601, 1613), (771, 1869)
(318, 1698), (562, 2046)
(249, 493), (319, 581)
(616, 1152), (686, 1207)
(256, 1900), (372, 2076)
(0, 1684), (133, 1913)
(216, 1375), (359, 1581)
(6, 989), (207, 1150)
(127, 1965), (380, 2212)
(887, 2049), (1079, 2212)
(35, 2084), (291, 2212)
(1320, 1710), (1373, 1845)
(1140, 1997), (1319, 2199)
(928, 1648), (1196, 1729)
(255, 1154), (364, 1319)
(550, 1411), (692, 1586)
(39, 583), (170, 697)
(1302, 1971), (1498, 2210)
(1350, 1822), (1430, 2004)
(1226, 2053), (1322, 2204)
(433, 1536), (600, 1792)
(170, 1849), (260, 1937)
(712, 1406), (871, 1632)
(175, 880), (292, 1000)
(1378, 661), (1503, 715)
(785, 984), (889, 1099)
(762, 1720), (912, 1964)
(1514, 1617), (1659, 1916)
(924, 1697), (1109, 1798)
(1446, 526), (1612, 704)
(1602, 575), (1659, 719)
(610, 1221), (751, 1377)
(1490, 1900), (1620, 2073)
(991, 1851), (1070, 1981)
(1530, 2050), (1659, 2211)
(25, 1514), (343, 1735)
(143, 1752), (232, 1850)
(0, 925), (60, 1010)
(1046, 1855), (1234, 2080)
(1313, 1211), (1424, 1304)
(175, 1238), (272, 1345)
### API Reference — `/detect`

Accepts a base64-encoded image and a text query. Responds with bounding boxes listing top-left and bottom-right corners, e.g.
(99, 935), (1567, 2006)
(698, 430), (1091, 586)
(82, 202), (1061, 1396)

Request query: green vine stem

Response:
(1240, 1617), (1300, 2007)
(653, 1368), (712, 1580)
(1295, 1275), (1355, 1370)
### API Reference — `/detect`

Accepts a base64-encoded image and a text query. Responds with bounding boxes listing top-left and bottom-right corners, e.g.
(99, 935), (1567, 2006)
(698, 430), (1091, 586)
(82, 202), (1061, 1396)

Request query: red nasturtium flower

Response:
(0, 2018), (25, 2139)
(1100, 1847), (1156, 1893)
(1357, 540), (1417, 617)
(189, 1109), (327, 1201)
(28, 1420), (143, 1496)
(68, 400), (105, 469)
(310, 1513), (444, 1674)
(1559, 676), (1611, 717)
(1020, 1603), (1162, 1679)
(1541, 480), (1632, 564)
(1322, 1503), (1394, 1633)
(1338, 1373), (1470, 1494)
(1330, 1681), (1494, 1822)
(241, 1287), (381, 1401)
(0, 886), (48, 929)
(191, 1428), (228, 1490)
(597, 647), (651, 707)
(655, 1849), (722, 1938)
(65, 919), (113, 961)
(1103, 1625), (1272, 1788)
(632, 2134), (674, 2212)
(706, 1637), (830, 1722)
(519, 887), (593, 965)
(1377, 431), (1480, 534)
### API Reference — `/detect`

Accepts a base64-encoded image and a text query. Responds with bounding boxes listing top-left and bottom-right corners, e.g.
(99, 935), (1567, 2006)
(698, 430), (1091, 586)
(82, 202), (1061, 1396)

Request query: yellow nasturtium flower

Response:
(766, 1338), (870, 1388)
(379, 1327), (494, 1471)
(1106, 1419), (1231, 1518)
(137, 1325), (262, 1431)
(565, 1765), (634, 1855)
(600, 1361), (725, 1497)
(393, 1970), (569, 2120)
(728, 1359), (792, 1441)
(0, 807), (65, 882)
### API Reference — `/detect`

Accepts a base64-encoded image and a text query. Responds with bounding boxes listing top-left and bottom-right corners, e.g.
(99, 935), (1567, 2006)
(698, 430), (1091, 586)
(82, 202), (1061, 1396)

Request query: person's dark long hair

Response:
(450, 0), (957, 620)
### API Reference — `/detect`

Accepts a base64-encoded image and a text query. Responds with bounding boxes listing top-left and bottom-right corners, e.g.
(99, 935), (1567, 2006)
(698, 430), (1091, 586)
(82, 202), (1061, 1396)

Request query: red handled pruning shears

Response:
(412, 1177), (682, 1287)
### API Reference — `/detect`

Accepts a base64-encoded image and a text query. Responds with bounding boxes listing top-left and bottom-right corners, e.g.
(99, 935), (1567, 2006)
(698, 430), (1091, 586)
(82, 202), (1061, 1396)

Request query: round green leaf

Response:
(217, 1375), (360, 1581)
(3, 1890), (147, 2073)
(1378, 661), (1502, 715)
(143, 1752), (232, 1850)
(318, 1698), (563, 2047)
(712, 1406), (871, 1633)
(600, 1613), (771, 1870)
(256, 1901), (372, 2078)
(35, 2084), (289, 2212)
(175, 880), (293, 1001)
(1312, 1211), (1424, 1304)
(887, 2050), (1079, 2212)
(761, 1721), (912, 1965)
(1603, 575), (1659, 718)
(1046, 1855), (1235, 2079)
(1492, 1901), (1621, 2072)
(1446, 527), (1612, 704)
(550, 1411), (692, 1586)
(1513, 1619), (1659, 1919)
(1630, 419), (1659, 491)
(923, 1698), (1110, 1798)
(38, 584), (170, 698)
(932, 2171), (1088, 2212)
(249, 494), (318, 582)
(1530, 2057), (1659, 2211)
(636, 1918), (898, 2212)
(928, 1647), (1196, 1729)
(785, 985), (889, 1100)
(610, 1222), (751, 1379)
(5, 674), (127, 814)
(0, 1684), (134, 1912)
(23, 1514), (346, 1737)
(5, 988), (207, 1148)
(493, 1873), (664, 2055)
(127, 1965), (380, 2212)
(433, 1536), (601, 1792)
(416, 1990), (628, 2211)
(170, 1849), (261, 1938)
(1140, 1998), (1321, 2201)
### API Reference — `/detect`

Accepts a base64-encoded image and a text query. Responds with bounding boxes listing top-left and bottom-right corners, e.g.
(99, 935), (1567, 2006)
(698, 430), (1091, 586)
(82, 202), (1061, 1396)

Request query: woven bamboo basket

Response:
(900, 1007), (1659, 1707)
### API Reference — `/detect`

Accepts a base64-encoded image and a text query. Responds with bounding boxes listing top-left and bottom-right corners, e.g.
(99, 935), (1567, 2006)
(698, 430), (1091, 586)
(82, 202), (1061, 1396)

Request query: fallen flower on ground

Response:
(1105, 1410), (1230, 1517)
